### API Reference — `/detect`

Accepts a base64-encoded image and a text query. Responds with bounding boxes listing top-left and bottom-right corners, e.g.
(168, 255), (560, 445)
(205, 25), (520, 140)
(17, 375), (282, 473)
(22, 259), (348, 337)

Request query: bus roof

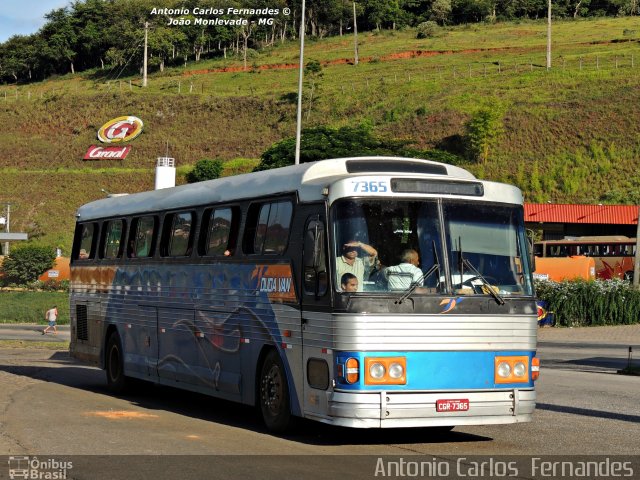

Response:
(76, 156), (517, 221)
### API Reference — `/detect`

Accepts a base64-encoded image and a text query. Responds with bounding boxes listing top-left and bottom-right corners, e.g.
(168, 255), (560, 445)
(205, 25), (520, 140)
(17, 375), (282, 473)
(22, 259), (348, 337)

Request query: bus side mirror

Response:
(526, 229), (536, 272)
(304, 218), (328, 298)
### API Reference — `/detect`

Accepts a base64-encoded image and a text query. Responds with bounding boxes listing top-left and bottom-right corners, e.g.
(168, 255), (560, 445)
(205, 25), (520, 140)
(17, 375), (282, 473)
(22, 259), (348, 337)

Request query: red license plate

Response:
(436, 399), (470, 412)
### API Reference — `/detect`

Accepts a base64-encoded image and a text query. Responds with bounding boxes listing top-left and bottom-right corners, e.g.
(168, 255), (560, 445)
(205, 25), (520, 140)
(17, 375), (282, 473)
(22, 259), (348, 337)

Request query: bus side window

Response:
(164, 212), (195, 257)
(533, 243), (543, 256)
(128, 216), (157, 258)
(245, 200), (293, 255)
(101, 219), (125, 259)
(74, 223), (97, 260)
(203, 207), (240, 256)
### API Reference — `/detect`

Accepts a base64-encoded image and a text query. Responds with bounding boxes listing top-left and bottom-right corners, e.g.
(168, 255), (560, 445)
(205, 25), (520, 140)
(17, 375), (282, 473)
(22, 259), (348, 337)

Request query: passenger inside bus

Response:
(340, 273), (359, 292)
(335, 240), (378, 292)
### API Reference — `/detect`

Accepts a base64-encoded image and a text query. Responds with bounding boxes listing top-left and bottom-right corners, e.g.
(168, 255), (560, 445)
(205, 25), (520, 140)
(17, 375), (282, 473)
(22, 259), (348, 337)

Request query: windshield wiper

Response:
(460, 256), (506, 306)
(396, 240), (441, 304)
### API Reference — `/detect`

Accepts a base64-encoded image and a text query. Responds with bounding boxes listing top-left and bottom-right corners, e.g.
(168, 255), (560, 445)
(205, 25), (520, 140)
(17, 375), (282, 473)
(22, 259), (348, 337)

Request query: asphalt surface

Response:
(0, 323), (70, 342)
(0, 323), (638, 479)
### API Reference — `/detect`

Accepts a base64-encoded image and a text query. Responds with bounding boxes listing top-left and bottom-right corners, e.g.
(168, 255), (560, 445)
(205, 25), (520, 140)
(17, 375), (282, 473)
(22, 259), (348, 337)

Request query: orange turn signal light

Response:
(345, 357), (359, 384)
(531, 357), (540, 381)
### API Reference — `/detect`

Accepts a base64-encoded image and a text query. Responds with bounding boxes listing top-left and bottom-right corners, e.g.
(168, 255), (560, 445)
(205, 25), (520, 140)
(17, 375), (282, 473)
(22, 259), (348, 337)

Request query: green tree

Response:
(1, 245), (56, 285)
(253, 125), (412, 171)
(304, 59), (324, 120)
(186, 159), (224, 183)
(41, 8), (78, 74)
(431, 0), (452, 24)
(465, 105), (505, 163)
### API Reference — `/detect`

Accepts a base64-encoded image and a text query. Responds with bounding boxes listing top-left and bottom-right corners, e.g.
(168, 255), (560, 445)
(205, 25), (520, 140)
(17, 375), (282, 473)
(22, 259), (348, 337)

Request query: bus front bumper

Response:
(311, 388), (535, 428)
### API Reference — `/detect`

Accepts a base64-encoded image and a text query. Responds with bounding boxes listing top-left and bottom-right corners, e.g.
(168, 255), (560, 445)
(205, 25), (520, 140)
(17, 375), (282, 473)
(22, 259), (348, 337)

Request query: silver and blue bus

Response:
(69, 157), (539, 431)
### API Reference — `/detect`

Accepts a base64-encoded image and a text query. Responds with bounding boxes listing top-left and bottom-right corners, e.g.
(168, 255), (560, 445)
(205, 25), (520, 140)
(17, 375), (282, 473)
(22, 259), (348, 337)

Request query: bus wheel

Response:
(105, 331), (128, 393)
(259, 350), (292, 433)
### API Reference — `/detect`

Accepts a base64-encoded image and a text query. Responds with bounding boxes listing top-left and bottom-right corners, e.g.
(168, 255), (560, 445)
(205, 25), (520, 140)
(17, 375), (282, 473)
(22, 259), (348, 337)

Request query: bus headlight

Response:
(369, 362), (386, 379)
(497, 361), (511, 378)
(495, 356), (530, 384)
(364, 357), (406, 385)
(513, 361), (527, 377)
(388, 362), (404, 379)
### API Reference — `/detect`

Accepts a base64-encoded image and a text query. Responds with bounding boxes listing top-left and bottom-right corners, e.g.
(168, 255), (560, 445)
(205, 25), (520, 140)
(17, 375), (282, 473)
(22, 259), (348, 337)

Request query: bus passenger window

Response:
(167, 212), (194, 257)
(76, 223), (96, 260)
(205, 207), (239, 256)
(129, 216), (156, 258)
(102, 220), (124, 259)
(248, 201), (293, 255)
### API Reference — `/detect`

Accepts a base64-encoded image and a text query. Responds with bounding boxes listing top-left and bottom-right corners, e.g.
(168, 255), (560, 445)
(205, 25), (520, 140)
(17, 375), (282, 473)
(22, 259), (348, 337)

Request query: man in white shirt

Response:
(335, 240), (378, 292)
(384, 249), (424, 291)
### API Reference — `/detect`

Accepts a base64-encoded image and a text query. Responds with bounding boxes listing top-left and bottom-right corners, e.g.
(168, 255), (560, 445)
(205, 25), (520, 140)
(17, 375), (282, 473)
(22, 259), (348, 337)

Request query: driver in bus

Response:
(384, 249), (424, 291)
(336, 239), (378, 292)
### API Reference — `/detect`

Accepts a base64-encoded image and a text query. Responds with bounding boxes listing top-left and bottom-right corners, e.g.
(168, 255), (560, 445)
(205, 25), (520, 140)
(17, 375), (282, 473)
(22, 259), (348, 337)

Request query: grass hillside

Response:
(1, 18), (640, 251)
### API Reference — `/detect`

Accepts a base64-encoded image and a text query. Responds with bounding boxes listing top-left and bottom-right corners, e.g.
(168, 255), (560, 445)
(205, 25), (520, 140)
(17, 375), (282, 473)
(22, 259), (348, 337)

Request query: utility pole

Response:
(546, 0), (552, 70)
(143, 21), (149, 87)
(294, 0), (307, 165)
(353, 2), (359, 66)
(3, 203), (10, 256)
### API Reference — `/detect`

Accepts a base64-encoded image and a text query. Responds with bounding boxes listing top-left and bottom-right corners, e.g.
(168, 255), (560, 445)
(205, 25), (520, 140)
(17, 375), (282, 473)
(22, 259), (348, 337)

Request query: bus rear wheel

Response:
(105, 331), (128, 393)
(259, 349), (292, 433)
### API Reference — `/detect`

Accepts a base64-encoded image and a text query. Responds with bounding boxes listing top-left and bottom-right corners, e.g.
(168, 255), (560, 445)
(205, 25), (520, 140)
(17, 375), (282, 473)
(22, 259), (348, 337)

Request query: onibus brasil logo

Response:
(8, 456), (72, 479)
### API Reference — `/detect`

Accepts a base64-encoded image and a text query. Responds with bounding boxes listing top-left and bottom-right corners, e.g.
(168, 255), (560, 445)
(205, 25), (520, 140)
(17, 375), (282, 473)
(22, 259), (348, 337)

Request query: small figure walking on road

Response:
(42, 306), (58, 335)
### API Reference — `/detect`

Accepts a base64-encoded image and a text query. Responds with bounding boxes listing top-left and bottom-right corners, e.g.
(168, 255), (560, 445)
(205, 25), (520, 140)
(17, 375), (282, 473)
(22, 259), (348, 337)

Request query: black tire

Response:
(105, 331), (128, 393)
(259, 349), (292, 433)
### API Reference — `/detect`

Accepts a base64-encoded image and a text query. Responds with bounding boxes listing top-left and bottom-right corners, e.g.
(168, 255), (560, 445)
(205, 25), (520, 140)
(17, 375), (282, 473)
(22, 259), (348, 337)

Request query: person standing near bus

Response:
(42, 306), (58, 335)
(336, 240), (378, 291)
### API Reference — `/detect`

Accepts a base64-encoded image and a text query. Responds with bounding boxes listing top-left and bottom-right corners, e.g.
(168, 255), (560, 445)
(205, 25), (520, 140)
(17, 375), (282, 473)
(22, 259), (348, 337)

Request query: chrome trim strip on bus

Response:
(301, 313), (537, 351)
(304, 389), (536, 428)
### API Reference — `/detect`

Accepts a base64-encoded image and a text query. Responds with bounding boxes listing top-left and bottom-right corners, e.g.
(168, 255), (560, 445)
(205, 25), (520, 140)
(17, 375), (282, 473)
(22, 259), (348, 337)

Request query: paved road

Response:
(0, 324), (70, 342)
(0, 325), (638, 479)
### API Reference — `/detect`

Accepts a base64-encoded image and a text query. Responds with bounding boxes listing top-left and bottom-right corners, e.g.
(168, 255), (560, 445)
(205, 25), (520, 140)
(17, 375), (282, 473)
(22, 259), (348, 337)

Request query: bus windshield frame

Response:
(331, 198), (533, 297)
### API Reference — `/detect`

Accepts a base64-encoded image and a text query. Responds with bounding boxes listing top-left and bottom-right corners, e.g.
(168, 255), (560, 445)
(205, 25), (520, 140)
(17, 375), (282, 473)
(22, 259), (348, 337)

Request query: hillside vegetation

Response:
(1, 18), (640, 251)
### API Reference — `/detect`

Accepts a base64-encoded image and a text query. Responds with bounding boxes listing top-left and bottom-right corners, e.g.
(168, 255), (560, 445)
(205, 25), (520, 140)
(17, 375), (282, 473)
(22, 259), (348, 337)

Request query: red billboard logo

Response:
(97, 116), (144, 143)
(83, 145), (131, 160)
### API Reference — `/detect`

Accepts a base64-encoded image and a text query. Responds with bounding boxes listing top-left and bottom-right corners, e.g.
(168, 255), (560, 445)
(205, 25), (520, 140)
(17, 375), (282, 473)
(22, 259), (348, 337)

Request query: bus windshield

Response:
(332, 199), (533, 296)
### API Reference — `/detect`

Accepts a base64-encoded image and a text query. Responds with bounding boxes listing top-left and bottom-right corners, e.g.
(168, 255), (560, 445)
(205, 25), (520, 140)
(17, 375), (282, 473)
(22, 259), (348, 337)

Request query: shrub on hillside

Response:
(185, 158), (224, 183)
(1, 245), (56, 286)
(465, 105), (505, 163)
(535, 279), (640, 327)
(416, 21), (439, 38)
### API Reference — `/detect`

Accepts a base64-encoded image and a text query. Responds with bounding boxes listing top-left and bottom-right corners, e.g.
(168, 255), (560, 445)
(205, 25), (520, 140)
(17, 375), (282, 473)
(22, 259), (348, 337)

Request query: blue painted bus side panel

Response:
(78, 262), (303, 412)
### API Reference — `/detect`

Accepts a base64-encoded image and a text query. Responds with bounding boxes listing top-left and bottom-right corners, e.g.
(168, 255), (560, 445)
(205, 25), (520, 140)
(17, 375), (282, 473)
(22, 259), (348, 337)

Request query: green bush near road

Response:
(535, 279), (640, 327)
(0, 291), (69, 324)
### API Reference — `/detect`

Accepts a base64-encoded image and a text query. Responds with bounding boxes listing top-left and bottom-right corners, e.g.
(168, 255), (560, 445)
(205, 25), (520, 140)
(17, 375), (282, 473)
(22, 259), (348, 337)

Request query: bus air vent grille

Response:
(76, 305), (89, 341)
